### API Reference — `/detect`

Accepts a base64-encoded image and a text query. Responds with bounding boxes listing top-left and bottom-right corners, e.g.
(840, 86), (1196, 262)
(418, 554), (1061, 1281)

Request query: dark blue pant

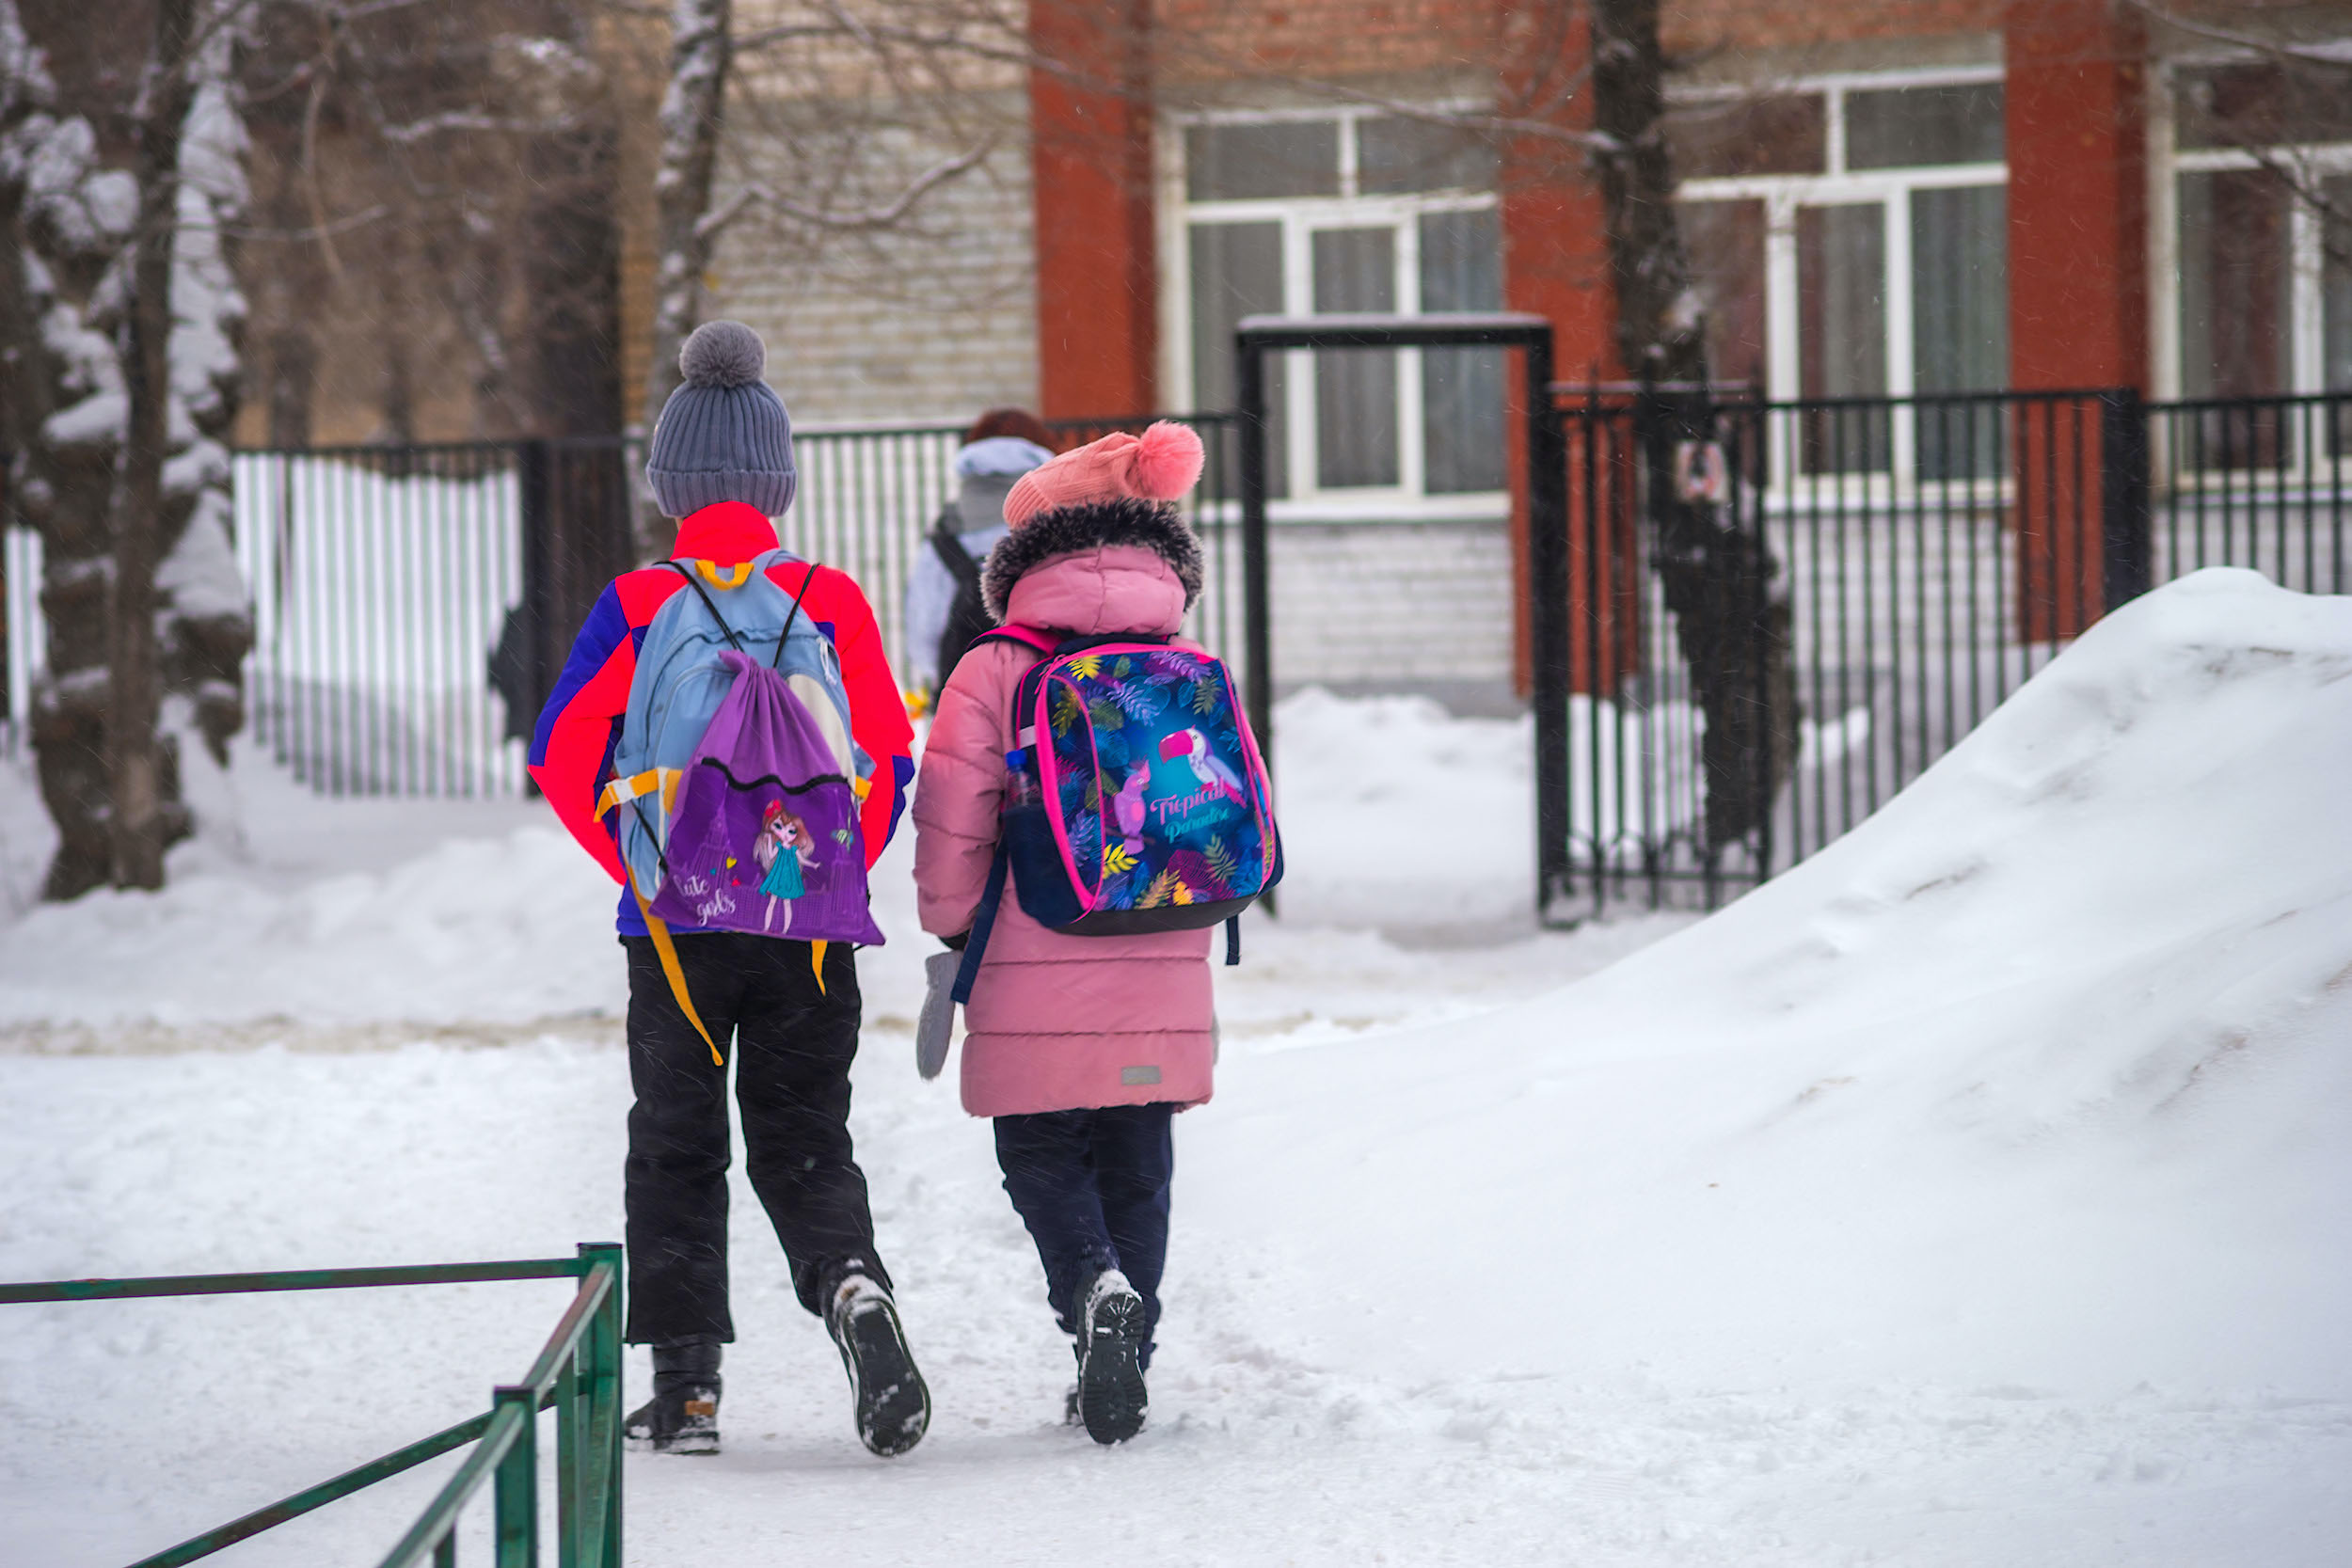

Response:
(993, 1103), (1175, 1370)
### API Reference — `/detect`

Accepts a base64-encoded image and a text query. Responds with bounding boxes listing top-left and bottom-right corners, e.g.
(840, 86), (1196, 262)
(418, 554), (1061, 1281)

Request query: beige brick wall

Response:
(707, 122), (1041, 429)
(1265, 519), (1518, 706)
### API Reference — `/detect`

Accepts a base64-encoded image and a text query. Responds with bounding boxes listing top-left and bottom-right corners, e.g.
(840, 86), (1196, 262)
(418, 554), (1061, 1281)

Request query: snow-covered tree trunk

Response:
(637, 0), (732, 559)
(3, 4), (140, 899)
(158, 20), (253, 773)
(1, 0), (250, 898)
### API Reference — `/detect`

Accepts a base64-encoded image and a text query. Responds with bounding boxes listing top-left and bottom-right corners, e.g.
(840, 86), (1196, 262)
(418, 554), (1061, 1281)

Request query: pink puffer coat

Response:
(912, 542), (1216, 1117)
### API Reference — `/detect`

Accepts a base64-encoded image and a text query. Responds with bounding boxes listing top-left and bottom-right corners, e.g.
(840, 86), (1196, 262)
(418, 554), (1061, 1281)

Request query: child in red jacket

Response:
(531, 322), (924, 1459)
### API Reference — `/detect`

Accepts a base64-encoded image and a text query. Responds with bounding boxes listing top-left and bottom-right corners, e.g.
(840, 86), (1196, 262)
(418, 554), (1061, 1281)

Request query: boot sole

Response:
(627, 1429), (721, 1456)
(1077, 1289), (1148, 1445)
(839, 1301), (931, 1458)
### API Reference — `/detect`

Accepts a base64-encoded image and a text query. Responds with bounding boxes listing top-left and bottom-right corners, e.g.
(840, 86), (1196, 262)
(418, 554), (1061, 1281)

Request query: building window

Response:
(2177, 167), (2293, 402)
(1670, 71), (2009, 482)
(2163, 57), (2352, 468)
(1174, 110), (1505, 514)
(2169, 61), (2352, 398)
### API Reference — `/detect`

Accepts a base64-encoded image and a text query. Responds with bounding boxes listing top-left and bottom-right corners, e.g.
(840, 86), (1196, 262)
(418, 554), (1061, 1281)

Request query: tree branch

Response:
(372, 107), (584, 143)
(2122, 0), (2352, 68)
(2125, 0), (2352, 263)
(699, 135), (994, 239)
(730, 11), (1076, 87)
(223, 200), (389, 240)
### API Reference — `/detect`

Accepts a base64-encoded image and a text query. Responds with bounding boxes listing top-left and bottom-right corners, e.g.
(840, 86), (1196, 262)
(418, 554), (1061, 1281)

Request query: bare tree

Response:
(1585, 0), (1795, 853)
(638, 0), (731, 556)
(0, 1), (128, 899)
(106, 0), (204, 888)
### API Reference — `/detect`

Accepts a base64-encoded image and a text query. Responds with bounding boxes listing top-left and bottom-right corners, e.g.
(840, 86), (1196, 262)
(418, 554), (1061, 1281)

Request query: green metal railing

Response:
(0, 1243), (625, 1568)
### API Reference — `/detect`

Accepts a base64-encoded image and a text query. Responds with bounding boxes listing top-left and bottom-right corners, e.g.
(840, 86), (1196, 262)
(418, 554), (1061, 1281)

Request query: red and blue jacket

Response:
(528, 501), (915, 936)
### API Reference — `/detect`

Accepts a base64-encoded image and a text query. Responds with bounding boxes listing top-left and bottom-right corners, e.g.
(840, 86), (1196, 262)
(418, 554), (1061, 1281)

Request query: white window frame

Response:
(1160, 103), (1510, 524)
(1673, 66), (2009, 496)
(2149, 55), (2352, 404)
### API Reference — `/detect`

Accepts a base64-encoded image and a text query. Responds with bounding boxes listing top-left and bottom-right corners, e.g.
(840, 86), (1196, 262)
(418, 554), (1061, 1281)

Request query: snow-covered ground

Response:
(3, 568), (2349, 1565)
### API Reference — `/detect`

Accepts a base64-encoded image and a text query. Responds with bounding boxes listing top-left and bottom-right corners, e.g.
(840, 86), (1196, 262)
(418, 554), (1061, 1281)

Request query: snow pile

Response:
(0, 740), (616, 1033)
(0, 825), (625, 1033)
(1207, 567), (2352, 1395)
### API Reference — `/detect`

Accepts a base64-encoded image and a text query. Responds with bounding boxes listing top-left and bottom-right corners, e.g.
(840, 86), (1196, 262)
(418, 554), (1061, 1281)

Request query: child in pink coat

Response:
(912, 422), (1214, 1444)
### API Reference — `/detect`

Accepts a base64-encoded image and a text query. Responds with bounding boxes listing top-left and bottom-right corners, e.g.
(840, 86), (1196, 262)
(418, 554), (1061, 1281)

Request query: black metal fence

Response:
(2, 417), (1247, 793)
(3, 387), (2339, 897)
(2151, 394), (2352, 593)
(1543, 387), (2350, 923)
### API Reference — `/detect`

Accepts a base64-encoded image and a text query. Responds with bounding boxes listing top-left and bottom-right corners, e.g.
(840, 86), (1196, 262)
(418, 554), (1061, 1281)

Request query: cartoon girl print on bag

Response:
(755, 800), (818, 927)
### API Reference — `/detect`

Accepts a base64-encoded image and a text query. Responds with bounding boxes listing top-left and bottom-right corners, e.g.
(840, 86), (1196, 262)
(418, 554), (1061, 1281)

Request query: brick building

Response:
(702, 0), (2350, 707)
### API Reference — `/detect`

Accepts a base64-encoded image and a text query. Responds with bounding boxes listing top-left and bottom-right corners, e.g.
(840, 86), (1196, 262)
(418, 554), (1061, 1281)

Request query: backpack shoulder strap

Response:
(770, 560), (821, 668)
(975, 624), (1057, 655)
(931, 515), (984, 589)
(946, 623), (1057, 998)
(948, 841), (1010, 1006)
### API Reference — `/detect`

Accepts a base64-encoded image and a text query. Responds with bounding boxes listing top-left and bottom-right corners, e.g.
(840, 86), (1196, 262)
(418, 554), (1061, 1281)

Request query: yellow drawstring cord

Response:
(634, 886), (723, 1067)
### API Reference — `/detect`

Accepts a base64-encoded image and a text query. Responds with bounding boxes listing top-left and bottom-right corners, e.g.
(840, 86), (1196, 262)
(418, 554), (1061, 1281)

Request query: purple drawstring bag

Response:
(644, 650), (885, 945)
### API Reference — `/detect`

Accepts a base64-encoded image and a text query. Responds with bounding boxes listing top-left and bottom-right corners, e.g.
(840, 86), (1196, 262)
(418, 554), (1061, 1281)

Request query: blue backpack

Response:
(951, 626), (1281, 1006)
(597, 551), (882, 1059)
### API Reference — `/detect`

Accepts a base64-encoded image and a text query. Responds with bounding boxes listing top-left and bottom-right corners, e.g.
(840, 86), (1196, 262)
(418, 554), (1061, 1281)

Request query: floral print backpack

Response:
(949, 626), (1282, 1006)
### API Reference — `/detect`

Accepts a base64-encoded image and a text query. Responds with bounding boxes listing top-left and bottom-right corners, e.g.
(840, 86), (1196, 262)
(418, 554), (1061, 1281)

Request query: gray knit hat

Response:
(645, 321), (797, 519)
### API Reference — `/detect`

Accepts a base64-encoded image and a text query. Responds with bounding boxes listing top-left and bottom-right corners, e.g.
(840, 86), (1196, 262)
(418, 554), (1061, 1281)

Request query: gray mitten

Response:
(915, 951), (960, 1080)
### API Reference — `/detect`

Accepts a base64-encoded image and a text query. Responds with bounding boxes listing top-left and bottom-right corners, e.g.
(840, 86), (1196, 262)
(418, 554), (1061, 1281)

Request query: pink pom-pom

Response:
(1125, 420), (1205, 501)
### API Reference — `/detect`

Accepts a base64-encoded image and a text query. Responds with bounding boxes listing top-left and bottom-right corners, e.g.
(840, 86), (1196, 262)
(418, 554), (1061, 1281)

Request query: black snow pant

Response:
(622, 933), (890, 1346)
(993, 1103), (1175, 1370)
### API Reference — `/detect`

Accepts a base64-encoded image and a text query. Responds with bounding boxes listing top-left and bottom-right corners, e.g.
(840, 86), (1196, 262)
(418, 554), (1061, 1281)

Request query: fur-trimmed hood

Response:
(980, 496), (1203, 622)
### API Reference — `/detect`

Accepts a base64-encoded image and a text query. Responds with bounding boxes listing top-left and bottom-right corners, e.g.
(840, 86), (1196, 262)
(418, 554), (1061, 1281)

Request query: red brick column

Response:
(1499, 3), (1624, 694)
(2006, 0), (2149, 641)
(1028, 0), (1157, 421)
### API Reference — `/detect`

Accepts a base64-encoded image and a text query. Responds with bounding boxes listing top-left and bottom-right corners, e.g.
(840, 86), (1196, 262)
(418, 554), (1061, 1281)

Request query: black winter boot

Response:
(826, 1274), (930, 1458)
(623, 1341), (723, 1455)
(1074, 1269), (1147, 1444)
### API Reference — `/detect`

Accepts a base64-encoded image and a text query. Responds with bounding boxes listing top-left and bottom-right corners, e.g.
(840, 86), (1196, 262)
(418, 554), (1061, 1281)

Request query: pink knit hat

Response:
(1002, 420), (1204, 530)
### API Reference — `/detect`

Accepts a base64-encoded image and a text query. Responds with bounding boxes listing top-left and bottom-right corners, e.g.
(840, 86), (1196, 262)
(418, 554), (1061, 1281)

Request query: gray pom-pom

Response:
(678, 319), (766, 389)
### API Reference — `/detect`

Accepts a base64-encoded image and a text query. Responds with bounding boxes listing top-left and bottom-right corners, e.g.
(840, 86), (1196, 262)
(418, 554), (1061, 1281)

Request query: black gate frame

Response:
(1233, 312), (1566, 914)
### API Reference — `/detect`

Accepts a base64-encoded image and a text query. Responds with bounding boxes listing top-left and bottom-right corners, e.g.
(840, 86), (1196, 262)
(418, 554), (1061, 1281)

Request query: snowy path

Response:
(6, 1026), (2346, 1567)
(5, 574), (2352, 1564)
